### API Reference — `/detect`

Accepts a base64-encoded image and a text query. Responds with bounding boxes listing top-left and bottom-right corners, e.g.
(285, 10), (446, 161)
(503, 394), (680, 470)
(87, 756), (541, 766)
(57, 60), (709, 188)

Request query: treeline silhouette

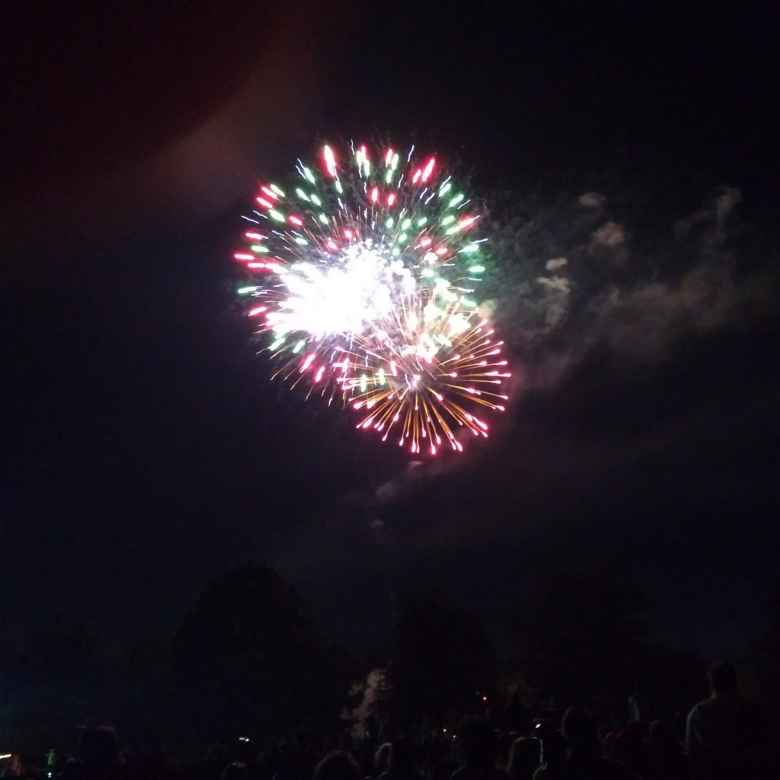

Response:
(1, 563), (778, 779)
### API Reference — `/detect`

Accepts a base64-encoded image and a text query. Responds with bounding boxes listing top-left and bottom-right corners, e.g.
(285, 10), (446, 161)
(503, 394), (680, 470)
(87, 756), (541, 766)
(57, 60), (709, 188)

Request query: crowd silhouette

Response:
(0, 661), (775, 780)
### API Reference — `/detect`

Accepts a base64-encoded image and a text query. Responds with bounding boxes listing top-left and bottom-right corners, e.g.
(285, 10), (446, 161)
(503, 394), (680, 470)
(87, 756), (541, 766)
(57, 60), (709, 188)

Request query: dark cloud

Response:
(493, 183), (776, 385)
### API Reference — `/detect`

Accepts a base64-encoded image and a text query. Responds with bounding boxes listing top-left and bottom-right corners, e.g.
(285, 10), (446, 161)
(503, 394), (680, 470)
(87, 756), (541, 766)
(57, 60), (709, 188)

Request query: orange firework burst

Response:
(342, 295), (510, 455)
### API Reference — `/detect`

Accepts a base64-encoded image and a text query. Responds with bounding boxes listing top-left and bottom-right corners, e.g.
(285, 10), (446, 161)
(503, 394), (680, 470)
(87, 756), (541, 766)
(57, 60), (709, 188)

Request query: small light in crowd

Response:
(0, 754), (13, 760)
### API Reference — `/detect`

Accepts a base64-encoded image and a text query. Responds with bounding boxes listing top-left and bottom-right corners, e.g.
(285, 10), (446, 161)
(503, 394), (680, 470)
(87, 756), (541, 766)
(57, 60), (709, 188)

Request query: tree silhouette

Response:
(509, 567), (710, 725)
(515, 567), (650, 714)
(173, 562), (338, 739)
(392, 593), (496, 725)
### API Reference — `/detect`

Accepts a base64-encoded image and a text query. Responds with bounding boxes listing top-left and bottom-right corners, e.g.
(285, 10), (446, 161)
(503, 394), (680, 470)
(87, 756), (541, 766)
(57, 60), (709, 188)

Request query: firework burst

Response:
(235, 142), (509, 454)
(345, 297), (510, 455)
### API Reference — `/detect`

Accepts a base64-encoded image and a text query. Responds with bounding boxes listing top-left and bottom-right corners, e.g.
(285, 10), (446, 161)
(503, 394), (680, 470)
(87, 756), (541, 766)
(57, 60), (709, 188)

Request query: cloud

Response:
(603, 262), (773, 357)
(537, 275), (571, 294)
(591, 221), (628, 249)
(536, 275), (571, 329)
(674, 186), (742, 241)
(499, 184), (776, 389)
(373, 449), (480, 510)
(375, 460), (427, 504)
(546, 257), (568, 271)
(579, 192), (607, 208)
(715, 187), (742, 227)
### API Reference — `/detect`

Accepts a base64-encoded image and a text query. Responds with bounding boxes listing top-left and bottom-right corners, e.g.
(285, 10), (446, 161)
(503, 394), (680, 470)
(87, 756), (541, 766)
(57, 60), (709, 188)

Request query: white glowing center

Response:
(266, 244), (416, 340)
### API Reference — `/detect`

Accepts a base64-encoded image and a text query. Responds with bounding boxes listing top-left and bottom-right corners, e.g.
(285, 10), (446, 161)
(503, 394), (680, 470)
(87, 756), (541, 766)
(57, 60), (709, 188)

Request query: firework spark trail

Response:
(235, 142), (510, 455)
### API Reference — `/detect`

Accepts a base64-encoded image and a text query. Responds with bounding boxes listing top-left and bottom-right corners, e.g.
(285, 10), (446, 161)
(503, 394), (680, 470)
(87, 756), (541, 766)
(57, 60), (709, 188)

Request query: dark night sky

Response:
(3, 3), (779, 660)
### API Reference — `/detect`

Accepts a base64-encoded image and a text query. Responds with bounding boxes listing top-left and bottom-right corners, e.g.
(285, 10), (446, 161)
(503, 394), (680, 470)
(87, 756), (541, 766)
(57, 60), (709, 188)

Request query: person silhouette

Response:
(686, 661), (766, 780)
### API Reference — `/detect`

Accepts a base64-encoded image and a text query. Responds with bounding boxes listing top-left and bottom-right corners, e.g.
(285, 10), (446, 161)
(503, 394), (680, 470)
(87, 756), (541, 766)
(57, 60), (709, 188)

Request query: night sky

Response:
(4, 3), (779, 661)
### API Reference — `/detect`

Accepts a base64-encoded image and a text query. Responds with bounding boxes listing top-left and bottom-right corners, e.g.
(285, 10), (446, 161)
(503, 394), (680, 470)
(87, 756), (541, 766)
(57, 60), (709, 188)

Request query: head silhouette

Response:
(460, 718), (496, 769)
(708, 661), (737, 695)
(313, 751), (361, 780)
(507, 737), (540, 780)
(375, 743), (392, 774)
(221, 762), (248, 780)
(388, 738), (417, 776)
(561, 707), (597, 751)
(80, 727), (118, 770)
